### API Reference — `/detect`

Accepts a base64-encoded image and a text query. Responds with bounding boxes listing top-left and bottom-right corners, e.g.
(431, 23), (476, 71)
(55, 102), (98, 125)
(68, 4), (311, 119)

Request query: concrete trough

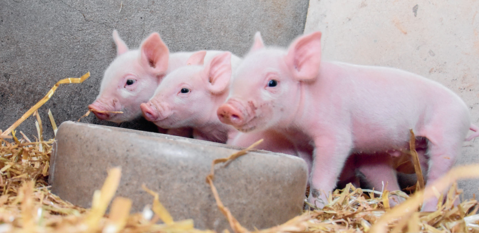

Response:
(49, 121), (308, 230)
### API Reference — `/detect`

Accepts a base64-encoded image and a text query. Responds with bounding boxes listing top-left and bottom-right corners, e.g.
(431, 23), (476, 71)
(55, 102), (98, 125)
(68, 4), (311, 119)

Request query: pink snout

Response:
(88, 103), (111, 120)
(217, 103), (245, 127)
(140, 102), (159, 122)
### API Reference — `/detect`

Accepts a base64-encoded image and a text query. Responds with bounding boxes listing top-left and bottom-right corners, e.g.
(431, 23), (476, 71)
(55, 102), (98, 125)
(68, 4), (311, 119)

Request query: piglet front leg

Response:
(308, 135), (353, 208)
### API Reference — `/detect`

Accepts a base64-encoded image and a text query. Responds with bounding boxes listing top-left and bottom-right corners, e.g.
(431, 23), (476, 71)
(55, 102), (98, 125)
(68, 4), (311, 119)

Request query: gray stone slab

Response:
(49, 121), (308, 231)
(0, 0), (309, 139)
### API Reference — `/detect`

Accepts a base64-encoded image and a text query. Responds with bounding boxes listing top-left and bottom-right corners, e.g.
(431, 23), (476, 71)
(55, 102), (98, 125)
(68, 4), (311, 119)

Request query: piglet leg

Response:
(308, 136), (353, 208)
(421, 138), (462, 211)
(357, 154), (403, 206)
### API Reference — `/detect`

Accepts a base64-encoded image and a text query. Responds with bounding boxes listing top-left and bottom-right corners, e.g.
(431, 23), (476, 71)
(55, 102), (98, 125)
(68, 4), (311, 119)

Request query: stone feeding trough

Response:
(48, 121), (308, 231)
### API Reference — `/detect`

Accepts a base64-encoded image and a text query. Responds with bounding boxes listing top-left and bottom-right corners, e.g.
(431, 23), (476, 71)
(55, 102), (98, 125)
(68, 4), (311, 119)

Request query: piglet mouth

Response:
(88, 104), (123, 121)
(236, 124), (257, 133)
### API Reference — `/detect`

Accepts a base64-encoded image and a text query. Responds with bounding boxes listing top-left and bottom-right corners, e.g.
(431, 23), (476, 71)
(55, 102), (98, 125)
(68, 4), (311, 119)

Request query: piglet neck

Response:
(284, 61), (337, 137)
(193, 123), (233, 143)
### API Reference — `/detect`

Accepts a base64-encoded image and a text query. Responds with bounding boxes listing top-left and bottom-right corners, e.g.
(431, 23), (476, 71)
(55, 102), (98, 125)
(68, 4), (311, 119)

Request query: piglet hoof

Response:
(306, 190), (327, 210)
(305, 198), (325, 210)
(303, 198), (323, 210)
(303, 199), (315, 210)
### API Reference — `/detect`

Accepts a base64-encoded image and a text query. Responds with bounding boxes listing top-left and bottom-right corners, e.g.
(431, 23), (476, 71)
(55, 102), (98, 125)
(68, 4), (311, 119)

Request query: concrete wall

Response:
(305, 0), (479, 199)
(0, 0), (309, 139)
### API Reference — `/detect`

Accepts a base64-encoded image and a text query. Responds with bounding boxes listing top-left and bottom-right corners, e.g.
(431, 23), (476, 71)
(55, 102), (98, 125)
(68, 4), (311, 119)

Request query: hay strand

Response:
(47, 109), (58, 136)
(409, 129), (425, 190)
(1, 72), (90, 137)
(205, 139), (263, 233)
(141, 184), (174, 225)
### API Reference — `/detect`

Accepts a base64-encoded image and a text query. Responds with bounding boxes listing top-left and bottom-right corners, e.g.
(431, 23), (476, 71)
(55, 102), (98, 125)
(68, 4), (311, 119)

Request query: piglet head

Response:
(89, 30), (170, 123)
(142, 51), (232, 128)
(217, 31), (322, 132)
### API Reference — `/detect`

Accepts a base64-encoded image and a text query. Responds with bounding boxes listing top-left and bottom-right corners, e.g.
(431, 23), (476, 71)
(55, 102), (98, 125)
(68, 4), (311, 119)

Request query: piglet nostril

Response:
(229, 113), (244, 126)
(217, 107), (232, 124)
(144, 112), (153, 120)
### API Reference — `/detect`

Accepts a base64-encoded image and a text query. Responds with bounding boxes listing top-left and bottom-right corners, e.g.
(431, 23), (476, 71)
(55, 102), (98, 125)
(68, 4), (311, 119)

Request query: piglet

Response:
(217, 31), (476, 211)
(140, 51), (241, 143)
(89, 30), (174, 123)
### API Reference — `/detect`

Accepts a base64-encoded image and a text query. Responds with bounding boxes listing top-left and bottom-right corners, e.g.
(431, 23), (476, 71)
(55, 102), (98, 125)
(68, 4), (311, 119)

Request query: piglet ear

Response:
(139, 32), (170, 75)
(112, 30), (129, 56)
(203, 52), (232, 94)
(284, 31), (322, 81)
(247, 32), (265, 54)
(187, 51), (207, 66)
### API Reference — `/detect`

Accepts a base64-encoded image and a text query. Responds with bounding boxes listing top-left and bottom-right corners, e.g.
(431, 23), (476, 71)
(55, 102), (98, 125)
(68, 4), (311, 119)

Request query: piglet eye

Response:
(268, 79), (278, 87)
(126, 79), (135, 86)
(180, 88), (190, 94)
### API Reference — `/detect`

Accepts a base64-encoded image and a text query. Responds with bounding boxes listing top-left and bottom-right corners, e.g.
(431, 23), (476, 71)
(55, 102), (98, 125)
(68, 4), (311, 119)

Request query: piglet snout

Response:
(217, 103), (245, 127)
(141, 102), (159, 121)
(88, 103), (111, 120)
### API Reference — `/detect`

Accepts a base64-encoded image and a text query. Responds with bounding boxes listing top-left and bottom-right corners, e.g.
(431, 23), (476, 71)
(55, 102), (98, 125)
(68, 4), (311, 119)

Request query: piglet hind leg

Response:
(421, 135), (465, 211)
(308, 136), (353, 208)
(356, 153), (403, 206)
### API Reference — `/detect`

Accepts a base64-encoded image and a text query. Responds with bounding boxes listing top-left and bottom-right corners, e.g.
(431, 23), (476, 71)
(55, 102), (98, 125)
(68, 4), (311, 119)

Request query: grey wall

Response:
(0, 0), (309, 139)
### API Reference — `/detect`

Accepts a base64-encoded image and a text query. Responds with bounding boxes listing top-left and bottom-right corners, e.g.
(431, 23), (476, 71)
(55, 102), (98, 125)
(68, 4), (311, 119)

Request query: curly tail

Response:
(466, 124), (479, 141)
